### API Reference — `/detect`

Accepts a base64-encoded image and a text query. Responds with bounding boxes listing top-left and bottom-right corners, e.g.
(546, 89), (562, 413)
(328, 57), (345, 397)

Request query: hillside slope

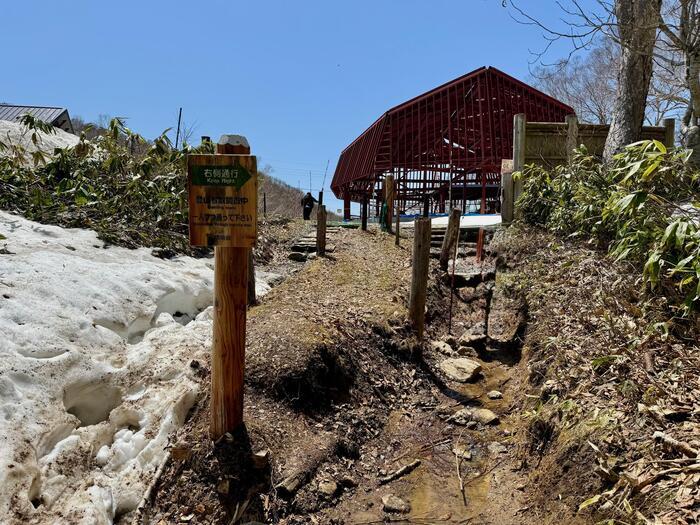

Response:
(258, 172), (338, 221)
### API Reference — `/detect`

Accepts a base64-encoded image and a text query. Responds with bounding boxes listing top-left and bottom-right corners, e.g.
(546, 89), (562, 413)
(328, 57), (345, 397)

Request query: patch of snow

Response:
(0, 211), (279, 523)
(402, 213), (502, 229)
(0, 119), (79, 157)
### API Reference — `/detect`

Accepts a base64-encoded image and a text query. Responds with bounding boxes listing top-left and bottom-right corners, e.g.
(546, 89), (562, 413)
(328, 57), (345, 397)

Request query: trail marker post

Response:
(440, 207), (461, 270)
(187, 134), (257, 440)
(409, 217), (431, 339)
(316, 205), (327, 256)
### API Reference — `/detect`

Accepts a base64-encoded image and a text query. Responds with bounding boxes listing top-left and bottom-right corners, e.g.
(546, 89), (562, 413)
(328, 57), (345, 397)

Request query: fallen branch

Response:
(378, 459), (421, 485)
(631, 463), (700, 494)
(390, 438), (450, 464)
(652, 431), (698, 458)
(133, 450), (171, 523)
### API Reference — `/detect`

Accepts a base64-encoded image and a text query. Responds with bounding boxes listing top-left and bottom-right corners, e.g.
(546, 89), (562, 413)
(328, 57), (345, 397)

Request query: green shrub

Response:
(516, 140), (700, 315)
(0, 116), (214, 255)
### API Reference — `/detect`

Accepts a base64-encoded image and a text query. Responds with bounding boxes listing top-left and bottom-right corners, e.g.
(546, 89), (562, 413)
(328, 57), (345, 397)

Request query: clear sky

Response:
(2, 0), (596, 214)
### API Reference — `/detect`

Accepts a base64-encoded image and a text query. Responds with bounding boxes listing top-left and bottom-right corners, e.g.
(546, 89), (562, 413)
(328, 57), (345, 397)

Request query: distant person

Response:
(301, 192), (318, 220)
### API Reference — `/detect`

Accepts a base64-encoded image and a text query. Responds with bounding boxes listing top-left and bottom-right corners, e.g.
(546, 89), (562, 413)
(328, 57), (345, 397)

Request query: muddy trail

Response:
(143, 226), (586, 525)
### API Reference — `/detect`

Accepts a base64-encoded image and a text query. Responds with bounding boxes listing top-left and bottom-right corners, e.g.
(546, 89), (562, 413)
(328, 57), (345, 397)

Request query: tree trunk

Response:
(683, 52), (700, 166)
(603, 0), (662, 161)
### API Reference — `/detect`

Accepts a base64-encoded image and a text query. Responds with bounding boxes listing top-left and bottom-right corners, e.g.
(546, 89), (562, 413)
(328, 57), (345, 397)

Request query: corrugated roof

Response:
(0, 104), (67, 124)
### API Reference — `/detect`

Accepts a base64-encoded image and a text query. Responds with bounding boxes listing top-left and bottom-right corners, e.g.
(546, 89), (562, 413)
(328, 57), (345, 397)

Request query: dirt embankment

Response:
(491, 226), (700, 525)
(140, 224), (699, 525)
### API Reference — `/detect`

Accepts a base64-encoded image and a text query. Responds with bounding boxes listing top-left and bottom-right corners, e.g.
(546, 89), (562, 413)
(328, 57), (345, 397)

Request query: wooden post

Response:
(385, 175), (394, 234)
(439, 207), (461, 270)
(423, 196), (430, 218)
(210, 136), (253, 440)
(343, 194), (351, 221)
(565, 114), (579, 162)
(663, 118), (676, 148)
(316, 205), (327, 256)
(409, 217), (431, 339)
(512, 114), (526, 216)
(476, 228), (485, 263)
(318, 190), (324, 206)
(248, 250), (256, 306)
(395, 198), (400, 246)
(263, 192), (267, 218)
(500, 159), (514, 224)
(361, 198), (368, 231)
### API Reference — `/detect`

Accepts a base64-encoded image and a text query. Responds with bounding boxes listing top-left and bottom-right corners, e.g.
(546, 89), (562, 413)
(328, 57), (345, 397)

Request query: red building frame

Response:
(330, 66), (573, 218)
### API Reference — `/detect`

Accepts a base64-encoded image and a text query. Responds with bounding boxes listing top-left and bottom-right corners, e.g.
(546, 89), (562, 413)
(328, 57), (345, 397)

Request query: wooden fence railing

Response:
(501, 114), (676, 222)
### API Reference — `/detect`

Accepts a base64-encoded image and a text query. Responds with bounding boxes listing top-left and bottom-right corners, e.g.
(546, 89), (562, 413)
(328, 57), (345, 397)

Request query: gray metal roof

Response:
(0, 104), (74, 133)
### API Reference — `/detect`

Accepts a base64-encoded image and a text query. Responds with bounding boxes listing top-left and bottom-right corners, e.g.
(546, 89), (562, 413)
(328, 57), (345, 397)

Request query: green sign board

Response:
(190, 165), (252, 190)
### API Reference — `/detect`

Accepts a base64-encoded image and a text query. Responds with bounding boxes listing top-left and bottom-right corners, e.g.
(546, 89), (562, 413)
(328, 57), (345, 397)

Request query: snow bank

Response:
(0, 120), (79, 157)
(0, 212), (278, 524)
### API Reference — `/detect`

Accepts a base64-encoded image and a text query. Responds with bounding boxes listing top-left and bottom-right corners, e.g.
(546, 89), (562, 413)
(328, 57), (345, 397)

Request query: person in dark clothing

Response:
(301, 192), (318, 220)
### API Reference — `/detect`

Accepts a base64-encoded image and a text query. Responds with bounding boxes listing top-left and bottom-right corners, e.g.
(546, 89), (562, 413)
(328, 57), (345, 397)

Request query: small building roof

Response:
(0, 104), (74, 134)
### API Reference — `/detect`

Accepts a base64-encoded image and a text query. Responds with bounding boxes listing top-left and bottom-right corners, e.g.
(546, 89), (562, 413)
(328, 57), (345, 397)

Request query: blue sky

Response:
(2, 0), (596, 214)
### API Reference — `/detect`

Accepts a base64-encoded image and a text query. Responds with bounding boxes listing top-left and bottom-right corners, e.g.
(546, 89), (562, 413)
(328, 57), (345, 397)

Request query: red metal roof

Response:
(331, 66), (573, 210)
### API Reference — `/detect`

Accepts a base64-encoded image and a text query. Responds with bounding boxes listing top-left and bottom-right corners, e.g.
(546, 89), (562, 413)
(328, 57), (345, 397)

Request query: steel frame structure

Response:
(331, 66), (573, 216)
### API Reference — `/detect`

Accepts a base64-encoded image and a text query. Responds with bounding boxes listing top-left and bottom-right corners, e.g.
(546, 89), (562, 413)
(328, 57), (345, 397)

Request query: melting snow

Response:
(0, 119), (79, 157)
(0, 211), (278, 523)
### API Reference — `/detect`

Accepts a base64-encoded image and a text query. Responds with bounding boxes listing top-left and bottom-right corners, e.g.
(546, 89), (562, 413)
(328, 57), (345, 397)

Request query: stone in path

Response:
(431, 340), (454, 355)
(439, 358), (482, 382)
(382, 494), (411, 513)
(317, 480), (338, 497)
(450, 407), (499, 426)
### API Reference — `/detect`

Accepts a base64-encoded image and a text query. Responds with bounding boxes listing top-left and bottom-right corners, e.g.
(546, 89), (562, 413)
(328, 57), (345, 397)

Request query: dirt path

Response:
(143, 226), (588, 525)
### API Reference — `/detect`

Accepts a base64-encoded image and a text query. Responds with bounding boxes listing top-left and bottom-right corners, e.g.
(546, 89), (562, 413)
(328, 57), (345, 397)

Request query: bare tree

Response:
(604, 0), (663, 159)
(533, 36), (687, 126)
(532, 43), (618, 124)
(658, 0), (700, 163)
(506, 0), (662, 160)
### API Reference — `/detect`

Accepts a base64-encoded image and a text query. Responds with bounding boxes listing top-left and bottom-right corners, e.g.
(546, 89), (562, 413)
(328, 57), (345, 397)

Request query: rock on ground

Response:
(450, 407), (499, 426)
(439, 358), (482, 382)
(431, 340), (454, 355)
(382, 494), (411, 513)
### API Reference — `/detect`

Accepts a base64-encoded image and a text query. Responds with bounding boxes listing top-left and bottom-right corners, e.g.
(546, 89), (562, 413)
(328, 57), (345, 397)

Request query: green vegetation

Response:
(0, 116), (313, 256)
(0, 116), (213, 255)
(517, 140), (700, 315)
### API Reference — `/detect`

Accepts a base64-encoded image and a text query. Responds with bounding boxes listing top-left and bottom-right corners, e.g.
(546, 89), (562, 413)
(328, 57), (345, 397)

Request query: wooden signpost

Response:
(187, 135), (257, 440)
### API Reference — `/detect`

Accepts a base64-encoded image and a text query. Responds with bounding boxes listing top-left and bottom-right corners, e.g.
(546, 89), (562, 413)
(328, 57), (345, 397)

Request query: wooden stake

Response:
(663, 118), (676, 148)
(565, 114), (579, 163)
(210, 136), (253, 440)
(316, 205), (327, 256)
(211, 245), (248, 439)
(395, 198), (400, 246)
(439, 207), (461, 270)
(512, 113), (526, 214)
(476, 228), (485, 263)
(248, 249), (256, 306)
(409, 217), (431, 339)
(361, 198), (368, 231)
(385, 175), (394, 234)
